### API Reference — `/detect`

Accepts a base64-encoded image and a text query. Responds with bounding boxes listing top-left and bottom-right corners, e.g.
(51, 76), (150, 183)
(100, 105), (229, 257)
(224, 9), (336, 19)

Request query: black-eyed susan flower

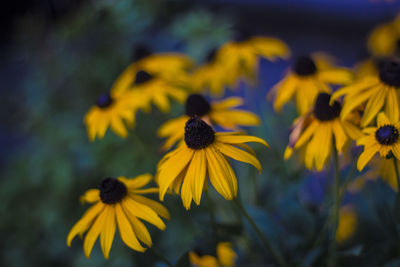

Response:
(158, 94), (260, 150)
(156, 117), (268, 210)
(368, 14), (400, 57)
(191, 48), (239, 97)
(331, 59), (400, 127)
(192, 36), (289, 96)
(67, 174), (169, 259)
(112, 46), (193, 94)
(286, 93), (362, 171)
(217, 36), (289, 85)
(127, 68), (188, 113)
(189, 242), (237, 267)
(84, 90), (144, 141)
(356, 112), (400, 171)
(271, 54), (353, 115)
(336, 205), (357, 244)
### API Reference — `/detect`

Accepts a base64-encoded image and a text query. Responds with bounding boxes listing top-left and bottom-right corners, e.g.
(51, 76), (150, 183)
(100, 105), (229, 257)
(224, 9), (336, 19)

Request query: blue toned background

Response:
(1, 0), (400, 266)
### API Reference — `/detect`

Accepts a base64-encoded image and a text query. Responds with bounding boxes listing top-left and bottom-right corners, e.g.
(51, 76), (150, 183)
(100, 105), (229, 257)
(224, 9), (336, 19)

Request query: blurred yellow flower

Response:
(84, 90), (144, 141)
(357, 112), (400, 171)
(368, 14), (400, 57)
(336, 205), (357, 244)
(331, 59), (400, 127)
(158, 94), (260, 150)
(156, 117), (268, 209)
(286, 93), (361, 171)
(271, 53), (353, 115)
(192, 36), (289, 96)
(67, 174), (169, 259)
(189, 242), (237, 267)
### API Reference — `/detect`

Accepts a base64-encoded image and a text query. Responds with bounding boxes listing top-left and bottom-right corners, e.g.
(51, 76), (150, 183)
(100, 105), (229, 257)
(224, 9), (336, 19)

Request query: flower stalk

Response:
(328, 143), (341, 267)
(234, 196), (289, 267)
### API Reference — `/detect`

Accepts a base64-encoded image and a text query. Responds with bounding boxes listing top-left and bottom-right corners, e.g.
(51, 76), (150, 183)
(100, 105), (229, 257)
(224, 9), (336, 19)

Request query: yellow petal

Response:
(190, 150), (207, 206)
(213, 142), (262, 172)
(384, 88), (400, 123)
(100, 206), (116, 259)
(361, 86), (386, 126)
(131, 195), (170, 220)
(119, 174), (153, 190)
(83, 204), (108, 258)
(80, 189), (100, 204)
(294, 120), (319, 149)
(122, 198), (166, 230)
(210, 110), (260, 129)
(67, 202), (104, 246)
(205, 147), (237, 200)
(158, 148), (193, 200)
(212, 97), (243, 110)
(377, 112), (391, 127)
(357, 144), (380, 171)
(115, 204), (146, 252)
(215, 134), (268, 147)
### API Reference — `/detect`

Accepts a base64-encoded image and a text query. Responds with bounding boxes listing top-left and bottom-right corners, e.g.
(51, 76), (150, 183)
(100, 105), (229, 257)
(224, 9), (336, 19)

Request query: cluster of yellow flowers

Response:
(68, 14), (400, 266)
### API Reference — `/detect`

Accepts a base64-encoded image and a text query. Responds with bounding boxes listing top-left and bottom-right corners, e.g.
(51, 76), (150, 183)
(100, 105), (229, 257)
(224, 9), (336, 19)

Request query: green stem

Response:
(328, 145), (341, 267)
(149, 246), (174, 267)
(393, 157), (400, 193)
(313, 152), (358, 248)
(233, 197), (289, 267)
(205, 190), (218, 236)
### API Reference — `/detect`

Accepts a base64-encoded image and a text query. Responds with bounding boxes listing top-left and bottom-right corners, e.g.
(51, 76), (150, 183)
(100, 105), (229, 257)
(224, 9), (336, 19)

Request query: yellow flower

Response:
(218, 36), (289, 85)
(156, 117), (268, 209)
(331, 59), (400, 127)
(191, 48), (239, 97)
(356, 112), (400, 171)
(336, 205), (357, 244)
(67, 174), (169, 259)
(158, 94), (260, 150)
(189, 242), (237, 267)
(192, 36), (289, 96)
(271, 54), (353, 115)
(110, 51), (192, 113)
(286, 93), (361, 171)
(368, 14), (400, 57)
(84, 90), (144, 141)
(127, 69), (188, 113)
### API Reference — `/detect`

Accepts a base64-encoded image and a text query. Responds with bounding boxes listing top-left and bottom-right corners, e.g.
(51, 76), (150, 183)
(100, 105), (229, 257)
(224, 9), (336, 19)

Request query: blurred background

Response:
(2, 0), (400, 266)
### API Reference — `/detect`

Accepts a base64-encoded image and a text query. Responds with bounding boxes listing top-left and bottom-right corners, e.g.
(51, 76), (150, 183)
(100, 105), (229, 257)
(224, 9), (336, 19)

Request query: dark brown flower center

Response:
(375, 125), (399, 145)
(294, 56), (317, 76)
(134, 70), (153, 85)
(99, 177), (127, 204)
(132, 44), (152, 61)
(185, 94), (211, 117)
(379, 59), (400, 87)
(96, 93), (113, 108)
(314, 93), (341, 121)
(184, 117), (215, 149)
(205, 48), (218, 63)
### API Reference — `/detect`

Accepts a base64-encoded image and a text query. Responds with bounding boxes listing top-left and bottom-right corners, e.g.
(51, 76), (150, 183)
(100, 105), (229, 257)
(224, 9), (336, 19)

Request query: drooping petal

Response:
(213, 142), (262, 172)
(67, 202), (104, 246)
(357, 144), (380, 171)
(131, 195), (170, 220)
(100, 205), (116, 259)
(83, 205), (108, 258)
(158, 148), (194, 200)
(115, 204), (146, 252)
(122, 198), (166, 230)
